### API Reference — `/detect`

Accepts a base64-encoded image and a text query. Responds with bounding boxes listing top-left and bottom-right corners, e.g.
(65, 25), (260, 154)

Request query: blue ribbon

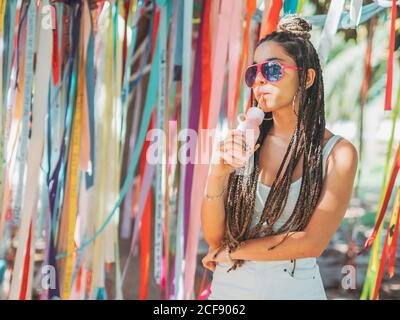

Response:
(283, 0), (299, 15)
(254, 3), (390, 29)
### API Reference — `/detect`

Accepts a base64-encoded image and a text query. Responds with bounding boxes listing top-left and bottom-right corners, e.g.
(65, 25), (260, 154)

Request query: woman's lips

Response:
(259, 94), (268, 107)
(259, 93), (270, 100)
(256, 91), (271, 96)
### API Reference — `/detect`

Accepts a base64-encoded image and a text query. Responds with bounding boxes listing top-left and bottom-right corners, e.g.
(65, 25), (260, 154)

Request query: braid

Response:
(218, 14), (326, 272)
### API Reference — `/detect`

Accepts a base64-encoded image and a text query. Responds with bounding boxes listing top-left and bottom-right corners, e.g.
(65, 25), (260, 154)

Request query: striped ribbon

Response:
(154, 0), (169, 288)
(23, 0), (53, 299)
(173, 0), (194, 299)
(0, 0), (17, 260)
(9, 0), (37, 299)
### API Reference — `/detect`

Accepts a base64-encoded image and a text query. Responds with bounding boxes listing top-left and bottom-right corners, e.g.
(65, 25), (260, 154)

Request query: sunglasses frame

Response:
(244, 60), (303, 87)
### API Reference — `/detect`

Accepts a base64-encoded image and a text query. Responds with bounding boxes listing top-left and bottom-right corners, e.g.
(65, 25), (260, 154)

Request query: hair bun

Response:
(277, 14), (312, 40)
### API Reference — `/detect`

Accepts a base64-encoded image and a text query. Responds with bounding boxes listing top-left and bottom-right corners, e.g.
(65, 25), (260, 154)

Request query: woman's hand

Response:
(210, 127), (260, 178)
(201, 246), (231, 272)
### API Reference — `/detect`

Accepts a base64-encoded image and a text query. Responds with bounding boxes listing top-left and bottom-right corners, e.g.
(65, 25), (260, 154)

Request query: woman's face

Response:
(251, 40), (301, 113)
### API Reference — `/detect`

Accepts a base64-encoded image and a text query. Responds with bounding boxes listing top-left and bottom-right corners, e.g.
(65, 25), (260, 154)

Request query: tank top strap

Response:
(322, 134), (344, 179)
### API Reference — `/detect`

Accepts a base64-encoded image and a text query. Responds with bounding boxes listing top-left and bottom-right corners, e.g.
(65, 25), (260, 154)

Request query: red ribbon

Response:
(384, 0), (397, 111)
(52, 5), (60, 85)
(151, 6), (160, 58)
(197, 270), (211, 300)
(360, 17), (376, 107)
(19, 222), (33, 300)
(138, 111), (154, 300)
(362, 146), (400, 253)
(387, 207), (400, 278)
(372, 190), (400, 299)
(75, 265), (83, 293)
(260, 0), (282, 39)
(122, 0), (131, 82)
(201, 0), (211, 130)
(239, 0), (257, 115)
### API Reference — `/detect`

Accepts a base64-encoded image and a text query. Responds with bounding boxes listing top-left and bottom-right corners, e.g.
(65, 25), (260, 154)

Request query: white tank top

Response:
(250, 134), (344, 232)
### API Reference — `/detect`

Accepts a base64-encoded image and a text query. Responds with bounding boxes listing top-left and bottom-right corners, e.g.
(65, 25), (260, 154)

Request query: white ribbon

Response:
(317, 0), (345, 66)
(10, 0), (51, 299)
(349, 0), (363, 28)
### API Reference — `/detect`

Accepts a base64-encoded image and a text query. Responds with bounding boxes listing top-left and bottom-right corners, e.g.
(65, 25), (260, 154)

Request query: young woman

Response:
(201, 14), (358, 300)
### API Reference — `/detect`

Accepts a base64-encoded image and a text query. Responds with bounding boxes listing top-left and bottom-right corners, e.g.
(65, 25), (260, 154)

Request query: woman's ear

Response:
(306, 68), (316, 89)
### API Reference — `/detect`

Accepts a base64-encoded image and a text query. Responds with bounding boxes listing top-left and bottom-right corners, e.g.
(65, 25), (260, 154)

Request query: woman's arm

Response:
(229, 231), (312, 261)
(201, 174), (229, 250)
(230, 139), (358, 261)
(201, 129), (260, 250)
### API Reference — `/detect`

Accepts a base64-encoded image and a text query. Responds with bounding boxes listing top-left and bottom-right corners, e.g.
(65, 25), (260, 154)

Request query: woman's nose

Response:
(253, 70), (267, 87)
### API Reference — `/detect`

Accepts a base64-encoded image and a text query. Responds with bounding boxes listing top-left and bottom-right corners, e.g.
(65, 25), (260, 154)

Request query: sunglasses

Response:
(244, 60), (303, 88)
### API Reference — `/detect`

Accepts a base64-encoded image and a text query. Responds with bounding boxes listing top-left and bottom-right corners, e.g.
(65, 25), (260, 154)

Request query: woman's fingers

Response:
(215, 129), (261, 169)
(221, 144), (254, 167)
(202, 255), (216, 272)
(221, 153), (248, 168)
(253, 143), (261, 153)
(206, 261), (216, 272)
(221, 137), (246, 151)
(219, 136), (250, 162)
(223, 129), (246, 144)
(210, 262), (216, 272)
(219, 132), (247, 150)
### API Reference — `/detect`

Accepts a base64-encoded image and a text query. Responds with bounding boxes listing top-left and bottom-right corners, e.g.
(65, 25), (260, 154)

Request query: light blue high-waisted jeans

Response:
(207, 257), (327, 300)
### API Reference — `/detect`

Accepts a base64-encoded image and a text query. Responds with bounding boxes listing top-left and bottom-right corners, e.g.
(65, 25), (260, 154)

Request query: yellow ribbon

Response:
(0, 0), (7, 35)
(62, 18), (85, 300)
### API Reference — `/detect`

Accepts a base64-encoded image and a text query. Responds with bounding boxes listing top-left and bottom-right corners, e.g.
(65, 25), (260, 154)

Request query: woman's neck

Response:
(269, 108), (298, 139)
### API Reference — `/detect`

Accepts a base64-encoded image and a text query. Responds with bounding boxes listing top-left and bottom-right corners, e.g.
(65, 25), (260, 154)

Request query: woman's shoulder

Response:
(324, 130), (358, 175)
(324, 129), (356, 150)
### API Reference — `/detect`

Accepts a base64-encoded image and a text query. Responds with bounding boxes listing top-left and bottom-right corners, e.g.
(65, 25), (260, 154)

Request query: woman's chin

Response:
(259, 104), (275, 113)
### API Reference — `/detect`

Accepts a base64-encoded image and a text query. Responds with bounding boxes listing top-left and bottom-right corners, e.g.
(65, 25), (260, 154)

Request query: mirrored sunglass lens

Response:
(245, 66), (257, 86)
(262, 62), (282, 82)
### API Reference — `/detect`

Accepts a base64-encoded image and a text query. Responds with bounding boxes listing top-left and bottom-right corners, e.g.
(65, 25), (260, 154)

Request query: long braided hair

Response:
(219, 15), (326, 272)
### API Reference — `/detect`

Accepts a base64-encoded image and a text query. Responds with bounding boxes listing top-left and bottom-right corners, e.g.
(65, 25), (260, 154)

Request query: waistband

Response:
(217, 257), (317, 272)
